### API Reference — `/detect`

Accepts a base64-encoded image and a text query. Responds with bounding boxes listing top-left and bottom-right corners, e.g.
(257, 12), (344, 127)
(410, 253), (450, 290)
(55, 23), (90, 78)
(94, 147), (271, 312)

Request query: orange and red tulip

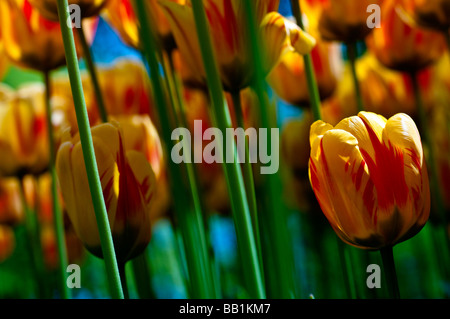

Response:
(113, 114), (170, 223)
(400, 0), (450, 32)
(309, 112), (430, 249)
(366, 0), (446, 73)
(159, 0), (316, 92)
(51, 59), (153, 136)
(308, 0), (374, 43)
(0, 0), (70, 71)
(56, 121), (156, 263)
(104, 0), (183, 51)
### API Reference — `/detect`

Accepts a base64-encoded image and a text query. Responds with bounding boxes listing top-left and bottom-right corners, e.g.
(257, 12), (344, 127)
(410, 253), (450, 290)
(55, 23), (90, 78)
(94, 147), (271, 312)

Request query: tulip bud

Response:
(309, 112), (430, 249)
(56, 121), (156, 263)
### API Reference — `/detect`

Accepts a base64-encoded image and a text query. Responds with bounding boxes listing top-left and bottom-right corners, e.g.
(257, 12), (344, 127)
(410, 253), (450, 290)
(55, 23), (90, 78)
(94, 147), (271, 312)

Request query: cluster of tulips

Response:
(0, 0), (449, 299)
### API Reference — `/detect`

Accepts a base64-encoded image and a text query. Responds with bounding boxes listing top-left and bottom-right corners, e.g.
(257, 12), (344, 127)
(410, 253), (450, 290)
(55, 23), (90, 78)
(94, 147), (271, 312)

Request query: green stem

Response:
(346, 42), (364, 113)
(119, 263), (130, 299)
(290, 0), (322, 121)
(18, 177), (47, 298)
(380, 246), (400, 299)
(162, 52), (216, 298)
(335, 237), (357, 299)
(191, 0), (265, 299)
(56, 0), (123, 299)
(132, 0), (215, 299)
(230, 91), (263, 270)
(238, 0), (296, 298)
(131, 254), (156, 299)
(411, 72), (446, 224)
(43, 71), (71, 299)
(76, 26), (108, 123)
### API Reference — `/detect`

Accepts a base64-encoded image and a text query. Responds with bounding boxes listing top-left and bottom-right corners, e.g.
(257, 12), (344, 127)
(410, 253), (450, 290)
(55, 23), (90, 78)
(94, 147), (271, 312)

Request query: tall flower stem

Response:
(241, 0), (297, 298)
(164, 53), (223, 298)
(131, 253), (156, 299)
(380, 246), (400, 299)
(191, 0), (265, 299)
(56, 0), (123, 299)
(290, 0), (322, 121)
(346, 42), (364, 113)
(133, 0), (215, 299)
(411, 72), (450, 283)
(76, 25), (108, 123)
(411, 72), (446, 223)
(118, 263), (130, 299)
(43, 71), (71, 299)
(230, 91), (262, 269)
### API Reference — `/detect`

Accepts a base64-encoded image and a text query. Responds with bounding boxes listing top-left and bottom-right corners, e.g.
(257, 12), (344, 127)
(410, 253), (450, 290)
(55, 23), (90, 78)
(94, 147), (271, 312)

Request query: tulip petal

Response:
(382, 113), (430, 230)
(121, 150), (155, 261)
(319, 129), (380, 246)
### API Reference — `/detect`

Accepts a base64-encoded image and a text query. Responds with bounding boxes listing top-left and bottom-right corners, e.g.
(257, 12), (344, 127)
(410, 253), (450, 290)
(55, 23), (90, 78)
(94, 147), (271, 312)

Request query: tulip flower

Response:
(56, 121), (156, 263)
(366, 0), (446, 73)
(159, 0), (316, 92)
(51, 59), (153, 135)
(28, 0), (109, 21)
(309, 112), (430, 250)
(0, 84), (49, 177)
(0, 178), (25, 226)
(112, 114), (170, 223)
(0, 0), (70, 71)
(402, 0), (450, 32)
(313, 0), (374, 43)
(104, 0), (183, 51)
(320, 53), (433, 124)
(267, 36), (341, 107)
(0, 225), (15, 263)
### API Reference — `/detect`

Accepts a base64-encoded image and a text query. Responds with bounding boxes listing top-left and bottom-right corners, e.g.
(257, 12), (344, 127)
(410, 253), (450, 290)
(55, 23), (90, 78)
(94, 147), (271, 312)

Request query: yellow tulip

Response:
(28, 0), (109, 21)
(0, 84), (49, 177)
(309, 112), (430, 249)
(56, 121), (156, 263)
(51, 59), (154, 136)
(159, 0), (316, 92)
(366, 0), (446, 73)
(0, 0), (69, 71)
